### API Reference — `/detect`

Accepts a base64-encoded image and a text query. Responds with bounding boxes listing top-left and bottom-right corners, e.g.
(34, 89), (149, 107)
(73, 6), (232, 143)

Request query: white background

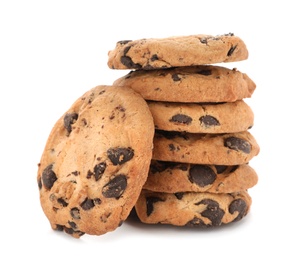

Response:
(1, 0), (300, 259)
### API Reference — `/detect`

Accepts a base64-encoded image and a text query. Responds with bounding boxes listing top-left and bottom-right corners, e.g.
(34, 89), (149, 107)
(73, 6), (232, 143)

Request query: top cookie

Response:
(107, 33), (248, 70)
(37, 85), (155, 238)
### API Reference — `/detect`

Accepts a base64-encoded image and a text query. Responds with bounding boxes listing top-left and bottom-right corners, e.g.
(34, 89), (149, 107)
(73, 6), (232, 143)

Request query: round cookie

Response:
(152, 130), (260, 165)
(108, 33), (248, 70)
(143, 160), (258, 193)
(135, 190), (252, 227)
(147, 100), (254, 133)
(37, 85), (155, 238)
(113, 65), (255, 103)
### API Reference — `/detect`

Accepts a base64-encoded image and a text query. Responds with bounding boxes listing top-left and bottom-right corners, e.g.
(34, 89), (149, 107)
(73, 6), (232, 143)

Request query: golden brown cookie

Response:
(143, 160), (258, 193)
(135, 190), (252, 227)
(113, 65), (255, 103)
(147, 100), (254, 133)
(152, 130), (260, 165)
(37, 85), (155, 238)
(108, 33), (248, 70)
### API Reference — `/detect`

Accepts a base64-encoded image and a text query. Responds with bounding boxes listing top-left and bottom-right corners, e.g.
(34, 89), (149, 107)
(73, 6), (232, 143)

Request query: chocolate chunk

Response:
(227, 45), (237, 56)
(224, 137), (251, 154)
(70, 207), (80, 219)
(80, 198), (95, 210)
(146, 196), (164, 216)
(196, 199), (224, 226)
(171, 73), (181, 81)
(197, 69), (212, 76)
(107, 147), (134, 165)
(102, 175), (127, 199)
(200, 115), (220, 127)
(64, 113), (78, 134)
(229, 198), (247, 222)
(94, 162), (106, 181)
(41, 164), (57, 190)
(170, 114), (192, 125)
(188, 165), (216, 187)
(186, 217), (207, 227)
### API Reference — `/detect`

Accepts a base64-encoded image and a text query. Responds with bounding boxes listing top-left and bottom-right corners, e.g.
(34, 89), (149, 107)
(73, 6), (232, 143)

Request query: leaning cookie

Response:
(152, 130), (260, 165)
(37, 85), (155, 238)
(108, 33), (248, 70)
(135, 190), (252, 227)
(143, 160), (258, 193)
(148, 100), (254, 133)
(113, 65), (255, 103)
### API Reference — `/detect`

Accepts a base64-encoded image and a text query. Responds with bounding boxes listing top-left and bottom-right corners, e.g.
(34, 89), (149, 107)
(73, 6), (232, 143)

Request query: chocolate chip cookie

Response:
(148, 100), (254, 133)
(135, 189), (252, 227)
(113, 65), (255, 103)
(37, 85), (155, 238)
(152, 130), (260, 165)
(143, 160), (258, 193)
(108, 33), (248, 70)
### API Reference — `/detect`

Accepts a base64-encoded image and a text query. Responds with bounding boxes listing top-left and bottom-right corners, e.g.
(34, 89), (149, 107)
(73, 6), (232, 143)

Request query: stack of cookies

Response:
(108, 33), (260, 228)
(37, 33), (260, 239)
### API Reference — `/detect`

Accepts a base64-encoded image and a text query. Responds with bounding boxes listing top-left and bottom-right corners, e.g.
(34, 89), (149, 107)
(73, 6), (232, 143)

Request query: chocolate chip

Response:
(102, 175), (127, 199)
(41, 164), (57, 190)
(151, 54), (159, 61)
(170, 114), (192, 125)
(64, 113), (78, 134)
(150, 160), (178, 174)
(186, 217), (207, 227)
(55, 224), (64, 231)
(171, 74), (181, 81)
(224, 137), (251, 154)
(57, 198), (68, 207)
(197, 69), (212, 76)
(189, 165), (216, 187)
(146, 196), (164, 216)
(94, 162), (106, 181)
(107, 147), (134, 165)
(68, 221), (77, 229)
(229, 198), (247, 222)
(215, 165), (228, 174)
(70, 207), (80, 219)
(227, 45), (237, 56)
(64, 227), (85, 237)
(37, 177), (42, 190)
(174, 192), (184, 200)
(120, 46), (142, 69)
(200, 115), (220, 127)
(80, 198), (95, 210)
(118, 40), (132, 45)
(196, 199), (225, 226)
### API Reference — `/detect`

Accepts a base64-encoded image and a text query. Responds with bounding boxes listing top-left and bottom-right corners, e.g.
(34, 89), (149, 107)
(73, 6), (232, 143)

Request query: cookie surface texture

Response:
(152, 130), (260, 165)
(143, 160), (258, 193)
(148, 100), (254, 133)
(113, 65), (255, 102)
(108, 33), (248, 70)
(135, 190), (252, 227)
(37, 85), (155, 238)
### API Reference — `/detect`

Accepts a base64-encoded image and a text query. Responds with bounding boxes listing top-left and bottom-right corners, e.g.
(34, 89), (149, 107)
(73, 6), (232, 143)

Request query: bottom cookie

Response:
(135, 190), (251, 227)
